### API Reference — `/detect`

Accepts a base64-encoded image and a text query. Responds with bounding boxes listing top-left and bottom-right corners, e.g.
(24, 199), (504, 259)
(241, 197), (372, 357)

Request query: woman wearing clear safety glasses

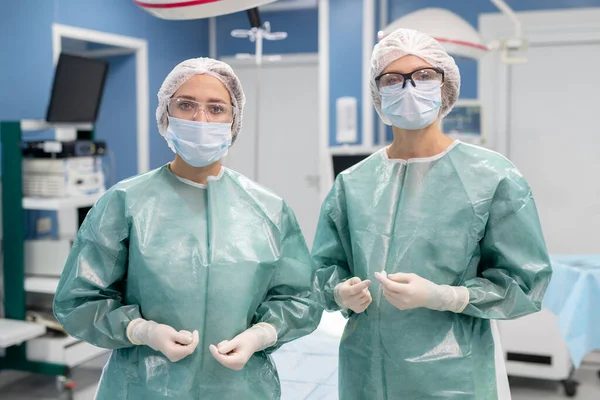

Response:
(312, 29), (552, 399)
(53, 58), (322, 399)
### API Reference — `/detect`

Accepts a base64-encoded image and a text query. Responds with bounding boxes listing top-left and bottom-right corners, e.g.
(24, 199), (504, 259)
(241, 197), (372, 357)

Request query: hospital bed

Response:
(499, 255), (600, 397)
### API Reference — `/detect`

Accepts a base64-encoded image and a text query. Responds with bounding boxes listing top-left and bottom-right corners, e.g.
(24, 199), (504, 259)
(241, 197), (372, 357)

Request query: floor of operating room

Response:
(1, 313), (599, 399)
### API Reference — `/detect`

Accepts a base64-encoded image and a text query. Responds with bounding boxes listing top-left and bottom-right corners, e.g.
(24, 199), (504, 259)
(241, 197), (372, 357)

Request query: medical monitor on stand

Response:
(332, 154), (372, 180)
(46, 53), (109, 125)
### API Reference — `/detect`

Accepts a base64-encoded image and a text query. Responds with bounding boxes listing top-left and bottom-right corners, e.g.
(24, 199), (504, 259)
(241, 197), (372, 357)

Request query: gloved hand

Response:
(209, 323), (277, 371)
(126, 318), (199, 362)
(333, 277), (372, 313)
(374, 271), (469, 313)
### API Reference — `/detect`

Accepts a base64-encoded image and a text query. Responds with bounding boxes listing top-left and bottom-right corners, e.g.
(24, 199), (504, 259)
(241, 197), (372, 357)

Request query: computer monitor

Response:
(46, 53), (109, 123)
(441, 100), (483, 144)
(332, 154), (372, 179)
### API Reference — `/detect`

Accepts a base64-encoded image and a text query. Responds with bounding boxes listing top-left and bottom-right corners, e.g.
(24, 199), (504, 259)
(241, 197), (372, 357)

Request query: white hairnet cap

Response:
(156, 57), (246, 143)
(370, 28), (460, 125)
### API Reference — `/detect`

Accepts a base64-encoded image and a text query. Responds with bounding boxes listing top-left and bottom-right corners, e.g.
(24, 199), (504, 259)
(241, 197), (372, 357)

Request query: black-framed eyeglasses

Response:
(375, 67), (445, 90)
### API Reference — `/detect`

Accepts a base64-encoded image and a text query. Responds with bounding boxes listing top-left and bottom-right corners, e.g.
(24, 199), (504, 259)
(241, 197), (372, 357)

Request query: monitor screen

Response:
(442, 102), (482, 137)
(46, 53), (109, 123)
(332, 154), (372, 179)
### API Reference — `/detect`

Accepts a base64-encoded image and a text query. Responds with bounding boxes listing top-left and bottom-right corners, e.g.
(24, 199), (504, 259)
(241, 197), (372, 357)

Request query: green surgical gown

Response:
(313, 141), (552, 399)
(53, 165), (322, 399)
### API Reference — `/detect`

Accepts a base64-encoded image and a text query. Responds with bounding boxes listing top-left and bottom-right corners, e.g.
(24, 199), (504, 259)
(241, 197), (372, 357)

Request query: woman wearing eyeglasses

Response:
(312, 29), (552, 399)
(53, 58), (321, 399)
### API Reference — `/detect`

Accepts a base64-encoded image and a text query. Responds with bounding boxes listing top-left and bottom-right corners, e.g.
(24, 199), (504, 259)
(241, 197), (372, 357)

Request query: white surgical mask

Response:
(381, 80), (442, 130)
(165, 116), (232, 168)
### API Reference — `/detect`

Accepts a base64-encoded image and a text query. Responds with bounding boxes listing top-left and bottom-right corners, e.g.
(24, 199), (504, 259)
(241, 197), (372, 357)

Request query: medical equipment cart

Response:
(500, 310), (579, 396)
(0, 121), (108, 400)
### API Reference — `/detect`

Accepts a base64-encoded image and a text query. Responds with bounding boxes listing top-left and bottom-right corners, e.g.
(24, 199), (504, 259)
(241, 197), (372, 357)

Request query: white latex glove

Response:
(333, 277), (372, 313)
(127, 318), (199, 362)
(209, 323), (277, 371)
(374, 271), (469, 313)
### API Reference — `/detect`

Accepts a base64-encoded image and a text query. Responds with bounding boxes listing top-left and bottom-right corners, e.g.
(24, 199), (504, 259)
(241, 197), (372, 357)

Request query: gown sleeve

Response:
(462, 172), (553, 320)
(53, 189), (142, 349)
(311, 179), (353, 312)
(254, 202), (323, 351)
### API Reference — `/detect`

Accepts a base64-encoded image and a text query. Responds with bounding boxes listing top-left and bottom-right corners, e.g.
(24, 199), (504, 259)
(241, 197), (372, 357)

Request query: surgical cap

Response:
(156, 58), (246, 143)
(370, 29), (460, 125)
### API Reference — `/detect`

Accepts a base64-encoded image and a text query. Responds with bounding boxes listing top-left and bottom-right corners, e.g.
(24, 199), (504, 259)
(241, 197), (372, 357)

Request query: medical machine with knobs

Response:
(0, 122), (106, 399)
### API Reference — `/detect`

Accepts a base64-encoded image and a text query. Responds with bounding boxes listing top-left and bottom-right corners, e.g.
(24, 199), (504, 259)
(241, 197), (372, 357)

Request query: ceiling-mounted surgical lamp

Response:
(133, 0), (278, 19)
(378, 8), (488, 60)
(487, 0), (528, 64)
(378, 1), (527, 64)
(135, 0), (287, 66)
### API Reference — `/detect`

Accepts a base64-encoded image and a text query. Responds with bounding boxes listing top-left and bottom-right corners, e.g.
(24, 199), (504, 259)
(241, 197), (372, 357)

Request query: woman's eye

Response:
(382, 75), (402, 87)
(209, 105), (225, 114)
(178, 101), (194, 111)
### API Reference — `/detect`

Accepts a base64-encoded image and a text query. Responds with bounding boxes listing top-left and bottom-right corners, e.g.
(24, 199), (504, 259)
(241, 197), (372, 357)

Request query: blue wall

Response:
(329, 0), (363, 147)
(0, 2), (55, 122)
(0, 0), (208, 182)
(330, 0), (600, 147)
(95, 55), (137, 185)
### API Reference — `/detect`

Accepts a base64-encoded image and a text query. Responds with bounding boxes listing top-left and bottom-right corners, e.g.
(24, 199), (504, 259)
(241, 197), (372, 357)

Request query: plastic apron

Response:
(312, 142), (551, 399)
(54, 166), (322, 399)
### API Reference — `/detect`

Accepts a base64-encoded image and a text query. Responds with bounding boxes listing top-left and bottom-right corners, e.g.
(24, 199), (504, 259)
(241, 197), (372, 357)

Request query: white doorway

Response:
(223, 54), (321, 248)
(52, 24), (149, 177)
(480, 8), (600, 254)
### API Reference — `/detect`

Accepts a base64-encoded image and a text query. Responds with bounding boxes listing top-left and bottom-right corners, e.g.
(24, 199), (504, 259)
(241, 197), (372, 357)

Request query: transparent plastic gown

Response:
(313, 141), (552, 399)
(53, 166), (322, 399)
